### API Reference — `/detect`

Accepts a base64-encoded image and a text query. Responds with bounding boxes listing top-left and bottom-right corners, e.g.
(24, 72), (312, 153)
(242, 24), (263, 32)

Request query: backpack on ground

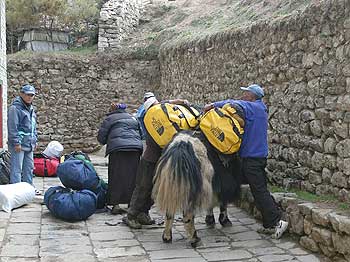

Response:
(0, 150), (11, 185)
(44, 186), (97, 221)
(64, 151), (91, 163)
(57, 153), (107, 209)
(34, 153), (60, 177)
(143, 103), (200, 148)
(199, 103), (244, 154)
(95, 179), (108, 209)
(57, 158), (98, 191)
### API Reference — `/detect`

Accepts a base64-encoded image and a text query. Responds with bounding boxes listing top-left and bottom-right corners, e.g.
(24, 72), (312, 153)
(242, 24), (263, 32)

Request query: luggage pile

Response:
(34, 141), (64, 177)
(44, 151), (108, 221)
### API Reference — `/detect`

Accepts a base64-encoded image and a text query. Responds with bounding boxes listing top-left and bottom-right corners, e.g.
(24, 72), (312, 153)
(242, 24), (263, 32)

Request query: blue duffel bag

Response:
(57, 158), (99, 191)
(44, 186), (97, 221)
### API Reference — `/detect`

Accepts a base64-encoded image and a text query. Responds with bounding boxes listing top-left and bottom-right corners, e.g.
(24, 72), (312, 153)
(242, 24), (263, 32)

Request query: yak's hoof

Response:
(219, 214), (232, 227)
(205, 215), (215, 227)
(190, 231), (201, 248)
(190, 237), (202, 248)
(162, 231), (172, 243)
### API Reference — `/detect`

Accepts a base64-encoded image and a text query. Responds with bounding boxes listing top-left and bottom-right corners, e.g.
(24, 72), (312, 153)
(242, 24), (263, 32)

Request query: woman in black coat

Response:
(97, 103), (143, 214)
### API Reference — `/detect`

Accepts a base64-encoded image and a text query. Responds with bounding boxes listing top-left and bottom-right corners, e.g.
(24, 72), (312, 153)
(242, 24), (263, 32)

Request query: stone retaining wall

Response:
(158, 0), (350, 201)
(7, 53), (160, 152)
(239, 185), (350, 261)
(98, 0), (142, 51)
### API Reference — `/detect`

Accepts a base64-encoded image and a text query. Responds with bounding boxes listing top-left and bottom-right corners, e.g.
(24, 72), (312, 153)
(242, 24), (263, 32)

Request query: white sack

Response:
(43, 141), (64, 158)
(0, 182), (35, 212)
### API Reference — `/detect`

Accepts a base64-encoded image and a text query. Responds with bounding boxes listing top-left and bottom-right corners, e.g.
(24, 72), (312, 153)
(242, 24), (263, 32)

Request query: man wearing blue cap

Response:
(8, 84), (39, 194)
(204, 84), (288, 239)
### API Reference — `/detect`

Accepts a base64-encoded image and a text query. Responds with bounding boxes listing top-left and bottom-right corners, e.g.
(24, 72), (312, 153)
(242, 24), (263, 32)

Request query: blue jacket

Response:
(8, 96), (37, 151)
(136, 104), (147, 140)
(214, 99), (268, 158)
(97, 109), (143, 156)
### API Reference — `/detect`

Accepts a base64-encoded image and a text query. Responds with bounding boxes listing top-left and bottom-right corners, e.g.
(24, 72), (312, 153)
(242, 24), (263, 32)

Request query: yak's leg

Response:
(183, 212), (201, 248)
(218, 203), (232, 227)
(162, 212), (173, 243)
(205, 207), (215, 227)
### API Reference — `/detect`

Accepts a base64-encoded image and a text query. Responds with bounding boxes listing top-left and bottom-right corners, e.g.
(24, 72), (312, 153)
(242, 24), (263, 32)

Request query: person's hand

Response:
(203, 103), (214, 112)
(110, 103), (117, 112)
(183, 99), (190, 106)
(15, 144), (21, 152)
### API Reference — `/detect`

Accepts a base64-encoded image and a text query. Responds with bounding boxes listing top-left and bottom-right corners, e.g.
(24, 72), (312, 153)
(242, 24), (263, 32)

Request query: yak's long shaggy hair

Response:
(152, 132), (214, 215)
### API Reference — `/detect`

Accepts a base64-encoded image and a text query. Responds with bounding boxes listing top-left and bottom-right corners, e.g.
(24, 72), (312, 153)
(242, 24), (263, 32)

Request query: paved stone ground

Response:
(0, 153), (330, 262)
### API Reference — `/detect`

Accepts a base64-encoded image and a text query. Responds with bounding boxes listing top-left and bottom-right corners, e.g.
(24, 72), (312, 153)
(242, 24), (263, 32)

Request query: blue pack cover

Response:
(44, 186), (97, 221)
(95, 179), (108, 209)
(57, 158), (99, 191)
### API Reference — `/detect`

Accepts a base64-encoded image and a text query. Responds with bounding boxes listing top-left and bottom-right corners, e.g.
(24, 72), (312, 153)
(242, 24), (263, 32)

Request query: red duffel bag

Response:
(34, 153), (60, 177)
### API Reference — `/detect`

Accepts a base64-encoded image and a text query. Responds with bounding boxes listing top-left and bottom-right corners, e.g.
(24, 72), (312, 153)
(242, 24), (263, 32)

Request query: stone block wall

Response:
(239, 185), (350, 261)
(98, 0), (142, 51)
(0, 0), (7, 148)
(7, 53), (160, 152)
(158, 1), (350, 201)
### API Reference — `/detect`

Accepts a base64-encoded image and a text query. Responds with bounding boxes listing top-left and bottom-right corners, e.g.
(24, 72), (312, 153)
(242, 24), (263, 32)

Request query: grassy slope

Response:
(121, 0), (317, 51)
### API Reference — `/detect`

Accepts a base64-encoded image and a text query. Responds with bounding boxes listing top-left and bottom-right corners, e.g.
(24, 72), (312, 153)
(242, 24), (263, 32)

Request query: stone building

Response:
(0, 0), (7, 148)
(98, 0), (143, 51)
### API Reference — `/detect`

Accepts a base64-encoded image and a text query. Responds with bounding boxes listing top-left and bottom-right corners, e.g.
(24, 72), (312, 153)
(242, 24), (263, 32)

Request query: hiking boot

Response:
(205, 215), (215, 227)
(137, 213), (155, 225)
(272, 220), (288, 239)
(123, 216), (142, 229)
(189, 230), (202, 248)
(111, 205), (127, 215)
(219, 213), (232, 227)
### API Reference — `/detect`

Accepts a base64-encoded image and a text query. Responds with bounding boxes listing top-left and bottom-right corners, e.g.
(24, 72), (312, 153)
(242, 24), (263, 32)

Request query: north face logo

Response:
(151, 117), (164, 135)
(210, 126), (225, 142)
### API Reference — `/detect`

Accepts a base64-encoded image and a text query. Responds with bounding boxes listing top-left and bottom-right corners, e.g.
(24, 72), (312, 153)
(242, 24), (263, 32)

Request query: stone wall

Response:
(0, 0), (7, 148)
(98, 0), (142, 51)
(7, 53), (160, 152)
(158, 1), (350, 201)
(239, 185), (350, 261)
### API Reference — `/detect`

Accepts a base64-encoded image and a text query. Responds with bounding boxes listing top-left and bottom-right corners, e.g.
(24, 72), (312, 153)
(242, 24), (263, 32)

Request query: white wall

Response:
(0, 0), (7, 149)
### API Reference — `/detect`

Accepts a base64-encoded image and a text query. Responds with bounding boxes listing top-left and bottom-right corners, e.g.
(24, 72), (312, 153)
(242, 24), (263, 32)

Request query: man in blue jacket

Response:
(8, 84), (39, 194)
(204, 84), (288, 239)
(135, 92), (155, 140)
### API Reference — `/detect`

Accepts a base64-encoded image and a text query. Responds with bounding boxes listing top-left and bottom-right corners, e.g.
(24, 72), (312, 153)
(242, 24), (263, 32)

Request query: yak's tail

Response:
(152, 132), (213, 215)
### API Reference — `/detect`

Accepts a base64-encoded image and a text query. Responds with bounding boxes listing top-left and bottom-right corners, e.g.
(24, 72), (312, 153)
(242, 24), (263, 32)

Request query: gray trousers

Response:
(128, 158), (156, 218)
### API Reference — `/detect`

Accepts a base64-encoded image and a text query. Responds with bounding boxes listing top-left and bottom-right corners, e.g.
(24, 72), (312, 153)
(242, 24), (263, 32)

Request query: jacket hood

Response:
(12, 96), (32, 110)
(106, 108), (126, 116)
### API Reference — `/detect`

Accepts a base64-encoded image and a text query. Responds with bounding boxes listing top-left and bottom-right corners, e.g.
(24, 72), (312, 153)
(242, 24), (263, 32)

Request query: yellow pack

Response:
(199, 104), (244, 154)
(144, 103), (200, 148)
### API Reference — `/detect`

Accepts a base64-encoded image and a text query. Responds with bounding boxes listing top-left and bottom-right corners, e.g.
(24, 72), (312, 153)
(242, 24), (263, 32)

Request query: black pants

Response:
(207, 149), (241, 205)
(241, 157), (281, 228)
(128, 158), (156, 218)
